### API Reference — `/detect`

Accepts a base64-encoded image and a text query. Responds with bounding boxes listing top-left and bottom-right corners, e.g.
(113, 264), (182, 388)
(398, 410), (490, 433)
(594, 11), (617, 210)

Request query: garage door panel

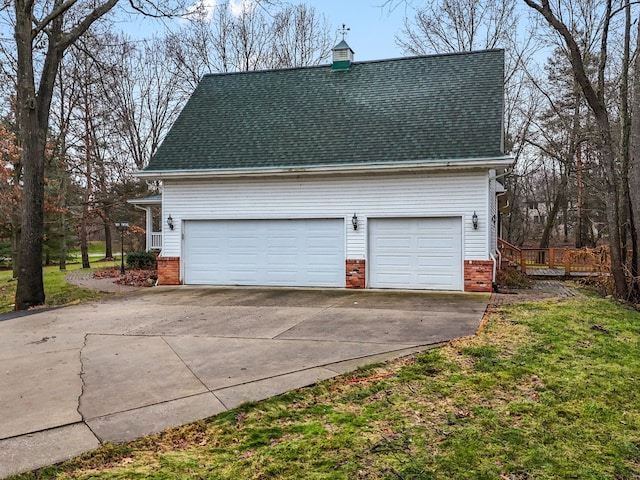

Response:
(184, 219), (344, 287)
(417, 255), (455, 267)
(375, 237), (413, 249)
(375, 272), (413, 285)
(370, 217), (462, 291)
(376, 255), (412, 267)
(266, 255), (297, 265)
(267, 237), (297, 247)
(307, 254), (340, 263)
(417, 237), (454, 249)
(308, 236), (341, 247)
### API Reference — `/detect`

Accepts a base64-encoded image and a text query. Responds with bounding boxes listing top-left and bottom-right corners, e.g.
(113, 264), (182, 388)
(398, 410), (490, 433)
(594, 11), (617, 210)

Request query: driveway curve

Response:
(0, 287), (488, 478)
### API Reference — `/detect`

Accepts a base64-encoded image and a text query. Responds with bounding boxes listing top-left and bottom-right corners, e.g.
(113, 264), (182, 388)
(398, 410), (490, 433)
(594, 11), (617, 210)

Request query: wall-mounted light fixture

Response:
(472, 211), (479, 230)
(351, 213), (358, 231)
(167, 215), (175, 231)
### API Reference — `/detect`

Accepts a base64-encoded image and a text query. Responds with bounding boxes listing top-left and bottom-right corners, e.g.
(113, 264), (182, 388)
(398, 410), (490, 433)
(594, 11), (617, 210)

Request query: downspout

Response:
(490, 252), (499, 293)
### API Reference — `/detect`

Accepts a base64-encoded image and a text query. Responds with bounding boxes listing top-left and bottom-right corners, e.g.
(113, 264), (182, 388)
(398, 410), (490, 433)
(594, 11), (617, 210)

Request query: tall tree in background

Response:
(7, 0), (183, 310)
(397, 0), (518, 53)
(103, 35), (184, 171)
(629, 6), (640, 288)
(270, 3), (333, 68)
(395, 0), (539, 250)
(523, 0), (632, 299)
(164, 1), (332, 91)
(528, 49), (598, 249)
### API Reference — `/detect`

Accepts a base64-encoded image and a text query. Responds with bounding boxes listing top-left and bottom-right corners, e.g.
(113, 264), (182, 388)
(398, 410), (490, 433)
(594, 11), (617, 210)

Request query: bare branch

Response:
(31, 0), (78, 39)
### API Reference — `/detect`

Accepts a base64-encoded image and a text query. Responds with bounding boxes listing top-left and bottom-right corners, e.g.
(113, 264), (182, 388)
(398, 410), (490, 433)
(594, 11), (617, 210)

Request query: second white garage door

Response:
(369, 217), (463, 291)
(183, 219), (344, 287)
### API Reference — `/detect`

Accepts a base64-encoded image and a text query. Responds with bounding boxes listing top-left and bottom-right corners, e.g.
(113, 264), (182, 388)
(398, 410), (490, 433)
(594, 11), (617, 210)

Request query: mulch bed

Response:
(93, 267), (158, 287)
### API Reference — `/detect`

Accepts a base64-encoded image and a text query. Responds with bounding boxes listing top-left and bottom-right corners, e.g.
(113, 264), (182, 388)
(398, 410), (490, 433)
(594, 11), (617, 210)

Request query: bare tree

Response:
(270, 3), (332, 68)
(629, 7), (640, 290)
(397, 0), (519, 54)
(5, 0), (184, 309)
(101, 35), (184, 171)
(164, 1), (334, 88)
(523, 0), (630, 298)
(394, 0), (541, 252)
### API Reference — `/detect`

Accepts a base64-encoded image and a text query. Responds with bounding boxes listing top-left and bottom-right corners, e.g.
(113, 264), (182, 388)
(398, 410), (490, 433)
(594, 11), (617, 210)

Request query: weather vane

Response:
(338, 24), (350, 40)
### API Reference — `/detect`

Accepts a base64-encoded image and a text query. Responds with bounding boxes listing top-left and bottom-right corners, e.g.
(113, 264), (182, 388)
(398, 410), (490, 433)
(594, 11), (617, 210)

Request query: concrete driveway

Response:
(0, 287), (489, 478)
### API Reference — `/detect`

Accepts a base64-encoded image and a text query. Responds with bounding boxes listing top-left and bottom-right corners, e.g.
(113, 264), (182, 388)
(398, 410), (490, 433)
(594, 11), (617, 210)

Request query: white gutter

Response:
(127, 198), (162, 206)
(135, 156), (515, 180)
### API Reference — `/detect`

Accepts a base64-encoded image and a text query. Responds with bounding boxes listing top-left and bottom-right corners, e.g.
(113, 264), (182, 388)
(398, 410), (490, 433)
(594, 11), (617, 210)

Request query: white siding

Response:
(161, 171), (491, 266)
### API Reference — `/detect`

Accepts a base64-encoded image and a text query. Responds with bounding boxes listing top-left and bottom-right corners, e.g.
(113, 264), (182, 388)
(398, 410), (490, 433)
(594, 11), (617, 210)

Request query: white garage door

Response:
(369, 217), (463, 291)
(183, 219), (344, 287)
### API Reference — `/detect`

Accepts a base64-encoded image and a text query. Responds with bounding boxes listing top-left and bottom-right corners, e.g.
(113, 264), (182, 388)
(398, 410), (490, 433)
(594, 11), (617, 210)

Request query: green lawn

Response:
(67, 241), (108, 260)
(11, 291), (640, 479)
(0, 263), (105, 314)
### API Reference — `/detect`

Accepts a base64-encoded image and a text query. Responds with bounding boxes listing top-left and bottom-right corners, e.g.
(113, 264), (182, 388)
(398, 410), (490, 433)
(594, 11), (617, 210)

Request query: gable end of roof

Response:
(144, 49), (508, 174)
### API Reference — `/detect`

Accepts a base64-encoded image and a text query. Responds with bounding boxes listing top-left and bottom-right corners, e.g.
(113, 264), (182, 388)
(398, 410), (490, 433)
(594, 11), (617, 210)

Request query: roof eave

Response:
(136, 157), (515, 180)
(127, 197), (162, 206)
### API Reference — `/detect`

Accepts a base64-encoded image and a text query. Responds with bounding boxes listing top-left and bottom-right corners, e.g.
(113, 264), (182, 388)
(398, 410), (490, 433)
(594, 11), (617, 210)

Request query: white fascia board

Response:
(127, 198), (162, 206)
(135, 156), (515, 180)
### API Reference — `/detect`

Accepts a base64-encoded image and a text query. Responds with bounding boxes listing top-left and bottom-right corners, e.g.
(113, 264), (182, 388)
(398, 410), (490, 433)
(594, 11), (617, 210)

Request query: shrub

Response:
(126, 250), (157, 270)
(496, 267), (531, 289)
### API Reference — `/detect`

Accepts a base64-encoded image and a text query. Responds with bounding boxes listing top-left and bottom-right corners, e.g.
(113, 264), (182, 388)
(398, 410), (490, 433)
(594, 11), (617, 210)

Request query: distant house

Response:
(132, 42), (513, 292)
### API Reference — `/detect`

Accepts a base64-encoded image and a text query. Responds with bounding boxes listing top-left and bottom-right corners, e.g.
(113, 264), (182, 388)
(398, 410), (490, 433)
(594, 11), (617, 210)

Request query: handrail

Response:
(497, 238), (521, 253)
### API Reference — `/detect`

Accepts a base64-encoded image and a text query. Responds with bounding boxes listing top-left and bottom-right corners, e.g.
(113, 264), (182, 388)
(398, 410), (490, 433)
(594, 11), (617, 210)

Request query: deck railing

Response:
(150, 232), (162, 250)
(497, 239), (610, 275)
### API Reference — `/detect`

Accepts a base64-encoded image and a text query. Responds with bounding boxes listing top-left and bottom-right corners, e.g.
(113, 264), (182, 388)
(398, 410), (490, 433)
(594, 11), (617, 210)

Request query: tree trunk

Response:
(80, 211), (90, 269)
(628, 14), (640, 291)
(619, 0), (635, 285)
(12, 0), (120, 309)
(104, 220), (113, 259)
(602, 139), (628, 298)
(14, 0), (62, 309)
(539, 174), (567, 249)
(523, 0), (628, 298)
(15, 132), (47, 309)
(576, 144), (585, 248)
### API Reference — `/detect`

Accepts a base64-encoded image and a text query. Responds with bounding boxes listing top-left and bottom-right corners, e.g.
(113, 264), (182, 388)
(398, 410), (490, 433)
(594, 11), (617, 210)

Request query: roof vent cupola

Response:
(332, 39), (354, 71)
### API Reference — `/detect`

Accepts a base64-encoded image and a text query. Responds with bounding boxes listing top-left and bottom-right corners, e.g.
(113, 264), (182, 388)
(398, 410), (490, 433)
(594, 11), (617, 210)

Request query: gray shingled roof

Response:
(144, 49), (506, 173)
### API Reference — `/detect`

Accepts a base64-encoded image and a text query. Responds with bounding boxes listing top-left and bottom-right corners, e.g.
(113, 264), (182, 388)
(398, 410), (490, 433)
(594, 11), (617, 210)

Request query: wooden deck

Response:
(526, 268), (594, 277)
(498, 239), (609, 278)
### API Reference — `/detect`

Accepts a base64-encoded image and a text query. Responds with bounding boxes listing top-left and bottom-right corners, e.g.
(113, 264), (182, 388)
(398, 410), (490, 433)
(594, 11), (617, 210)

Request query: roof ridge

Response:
(201, 49), (504, 79)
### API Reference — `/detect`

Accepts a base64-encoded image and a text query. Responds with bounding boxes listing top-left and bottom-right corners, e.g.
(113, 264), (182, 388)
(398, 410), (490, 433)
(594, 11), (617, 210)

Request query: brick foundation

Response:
(157, 256), (181, 285)
(464, 260), (493, 292)
(346, 259), (366, 289)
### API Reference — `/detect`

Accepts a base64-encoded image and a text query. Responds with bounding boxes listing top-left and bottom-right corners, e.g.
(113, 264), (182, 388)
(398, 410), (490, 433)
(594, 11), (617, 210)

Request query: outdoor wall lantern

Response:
(114, 221), (129, 275)
(352, 213), (358, 231)
(167, 215), (175, 231)
(472, 211), (479, 230)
